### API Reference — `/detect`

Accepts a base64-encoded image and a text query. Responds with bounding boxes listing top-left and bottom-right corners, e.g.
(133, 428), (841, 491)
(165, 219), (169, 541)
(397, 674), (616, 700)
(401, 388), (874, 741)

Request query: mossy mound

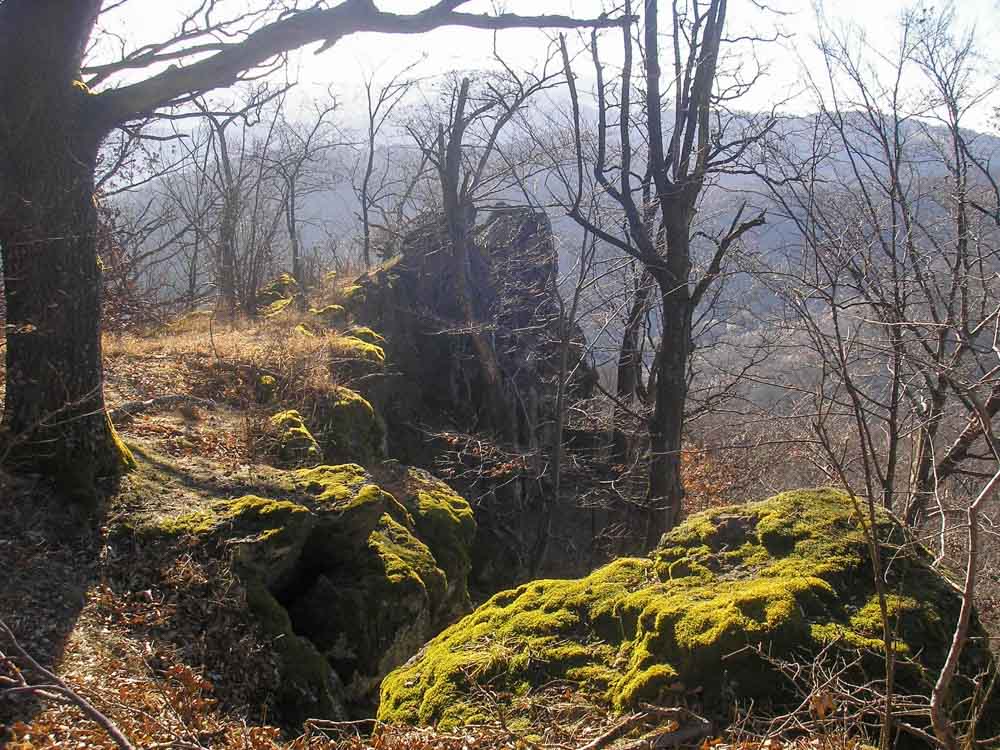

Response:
(330, 334), (385, 369)
(377, 465), (477, 616)
(154, 494), (335, 722)
(346, 325), (386, 345)
(311, 304), (348, 327)
(257, 273), (299, 310)
(311, 386), (386, 465)
(256, 374), (277, 404)
(379, 489), (997, 731)
(269, 410), (322, 468)
(262, 296), (294, 318)
(151, 462), (476, 718)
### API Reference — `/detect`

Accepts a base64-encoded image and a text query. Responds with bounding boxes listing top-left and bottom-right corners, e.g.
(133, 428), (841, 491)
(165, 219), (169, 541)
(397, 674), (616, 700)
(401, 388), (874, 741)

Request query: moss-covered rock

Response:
(378, 489), (998, 732)
(257, 273), (299, 306)
(385, 466), (476, 616)
(346, 325), (386, 345)
(150, 462), (476, 719)
(256, 374), (278, 404)
(310, 386), (386, 465)
(330, 334), (385, 369)
(287, 489), (445, 704)
(269, 410), (322, 468)
(152, 492), (337, 722)
(262, 296), (294, 318)
(311, 304), (348, 328)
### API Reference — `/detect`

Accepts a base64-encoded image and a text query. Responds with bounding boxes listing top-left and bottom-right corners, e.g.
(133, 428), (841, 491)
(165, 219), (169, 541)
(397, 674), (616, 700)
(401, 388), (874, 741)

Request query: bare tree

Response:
(749, 6), (1000, 746)
(354, 62), (424, 267)
(0, 0), (625, 494)
(559, 0), (773, 546)
(407, 60), (564, 441)
(269, 93), (343, 290)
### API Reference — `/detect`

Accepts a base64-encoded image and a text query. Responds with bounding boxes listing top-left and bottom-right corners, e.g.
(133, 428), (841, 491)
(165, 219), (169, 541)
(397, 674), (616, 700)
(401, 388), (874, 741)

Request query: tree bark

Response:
(0, 0), (622, 494)
(644, 216), (693, 548)
(612, 269), (652, 466)
(0, 0), (134, 493)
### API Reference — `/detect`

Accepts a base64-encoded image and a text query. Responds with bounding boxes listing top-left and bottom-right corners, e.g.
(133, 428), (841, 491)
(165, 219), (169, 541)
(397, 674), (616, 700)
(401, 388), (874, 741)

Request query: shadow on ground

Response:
(0, 472), (117, 738)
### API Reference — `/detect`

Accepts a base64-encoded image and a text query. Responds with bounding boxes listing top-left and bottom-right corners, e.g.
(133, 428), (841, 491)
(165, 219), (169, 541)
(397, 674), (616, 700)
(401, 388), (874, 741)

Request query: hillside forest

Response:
(1, 2), (999, 750)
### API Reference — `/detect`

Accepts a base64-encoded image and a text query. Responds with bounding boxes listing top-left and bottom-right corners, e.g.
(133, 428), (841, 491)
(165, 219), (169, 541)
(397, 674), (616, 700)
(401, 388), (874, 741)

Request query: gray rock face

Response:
(345, 207), (595, 453)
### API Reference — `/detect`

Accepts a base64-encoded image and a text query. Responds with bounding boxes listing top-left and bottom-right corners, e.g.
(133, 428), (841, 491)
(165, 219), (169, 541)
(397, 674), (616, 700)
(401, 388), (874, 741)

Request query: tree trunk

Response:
(288, 192), (302, 287)
(216, 190), (239, 319)
(612, 268), (652, 466)
(0, 0), (134, 494)
(644, 226), (692, 548)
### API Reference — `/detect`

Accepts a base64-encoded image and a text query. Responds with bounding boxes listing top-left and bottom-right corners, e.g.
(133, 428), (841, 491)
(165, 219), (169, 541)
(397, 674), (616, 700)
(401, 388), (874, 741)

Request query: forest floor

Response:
(0, 312), (962, 749)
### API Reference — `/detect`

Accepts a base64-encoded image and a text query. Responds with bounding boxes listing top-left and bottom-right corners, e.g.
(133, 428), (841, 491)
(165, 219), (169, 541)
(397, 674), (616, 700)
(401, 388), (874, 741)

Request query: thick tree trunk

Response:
(0, 0), (134, 494)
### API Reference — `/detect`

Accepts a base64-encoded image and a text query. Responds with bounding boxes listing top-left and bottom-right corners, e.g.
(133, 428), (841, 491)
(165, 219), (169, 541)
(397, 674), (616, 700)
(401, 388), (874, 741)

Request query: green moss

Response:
(379, 489), (998, 730)
(258, 273), (298, 301)
(263, 296), (294, 318)
(156, 508), (219, 536)
(256, 374), (277, 404)
(270, 410), (322, 467)
(294, 463), (369, 505)
(311, 304), (348, 327)
(154, 495), (310, 541)
(144, 458), (477, 718)
(346, 325), (386, 345)
(285, 470), (456, 704)
(341, 284), (364, 301)
(393, 468), (476, 615)
(370, 512), (447, 609)
(108, 414), (137, 473)
(330, 335), (385, 367)
(311, 386), (386, 465)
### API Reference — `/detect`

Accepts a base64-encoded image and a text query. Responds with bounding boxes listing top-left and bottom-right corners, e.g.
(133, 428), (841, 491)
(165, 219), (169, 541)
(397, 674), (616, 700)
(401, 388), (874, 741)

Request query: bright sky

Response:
(93, 0), (1000, 127)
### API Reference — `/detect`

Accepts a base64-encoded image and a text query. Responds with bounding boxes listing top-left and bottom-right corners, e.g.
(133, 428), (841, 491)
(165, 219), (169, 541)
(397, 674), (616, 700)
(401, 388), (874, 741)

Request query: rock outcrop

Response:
(152, 462), (475, 720)
(343, 207), (595, 454)
(379, 489), (998, 738)
(341, 208), (608, 586)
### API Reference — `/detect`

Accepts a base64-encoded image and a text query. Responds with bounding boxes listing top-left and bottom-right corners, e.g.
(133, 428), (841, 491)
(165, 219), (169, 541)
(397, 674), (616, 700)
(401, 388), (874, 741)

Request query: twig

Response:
(576, 711), (650, 750)
(0, 619), (137, 750)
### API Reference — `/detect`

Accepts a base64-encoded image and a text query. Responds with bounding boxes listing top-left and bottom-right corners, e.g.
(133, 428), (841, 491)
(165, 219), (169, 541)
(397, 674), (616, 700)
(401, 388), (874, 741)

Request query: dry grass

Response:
(104, 311), (342, 406)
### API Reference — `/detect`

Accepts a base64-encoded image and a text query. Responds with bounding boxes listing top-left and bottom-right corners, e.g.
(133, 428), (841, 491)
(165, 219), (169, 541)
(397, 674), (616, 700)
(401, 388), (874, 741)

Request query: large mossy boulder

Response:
(378, 489), (998, 734)
(152, 462), (475, 719)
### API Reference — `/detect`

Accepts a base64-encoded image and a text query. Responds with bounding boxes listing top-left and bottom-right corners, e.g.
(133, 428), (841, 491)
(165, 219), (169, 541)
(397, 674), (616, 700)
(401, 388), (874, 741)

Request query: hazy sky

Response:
(92, 0), (1000, 126)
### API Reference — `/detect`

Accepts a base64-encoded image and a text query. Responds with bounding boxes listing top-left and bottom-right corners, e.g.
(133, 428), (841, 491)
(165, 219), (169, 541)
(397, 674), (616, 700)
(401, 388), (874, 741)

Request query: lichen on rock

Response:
(378, 488), (998, 732)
